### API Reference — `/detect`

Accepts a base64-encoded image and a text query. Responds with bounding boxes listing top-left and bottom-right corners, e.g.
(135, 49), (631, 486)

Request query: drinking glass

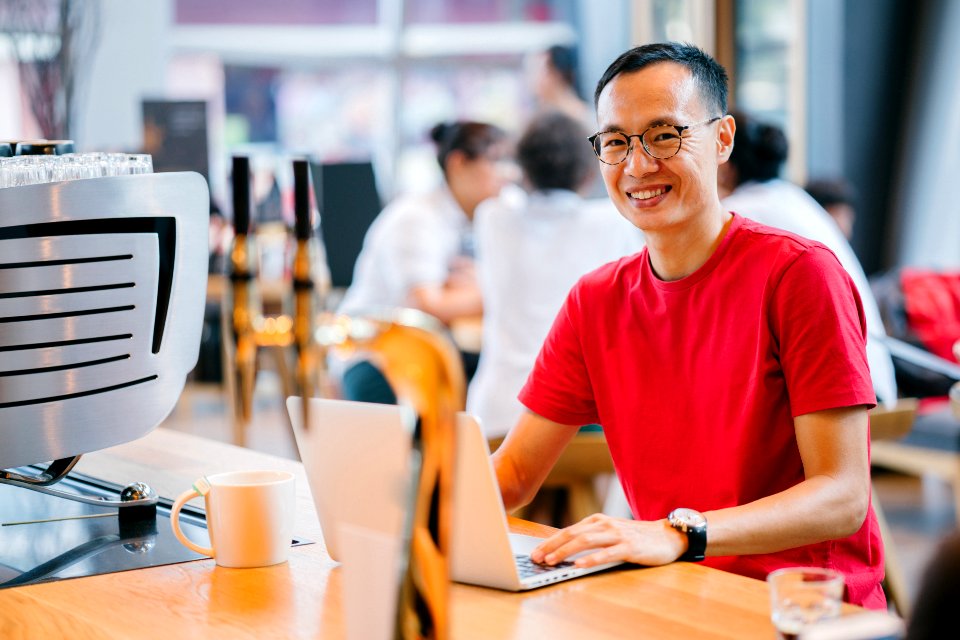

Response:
(767, 567), (844, 640)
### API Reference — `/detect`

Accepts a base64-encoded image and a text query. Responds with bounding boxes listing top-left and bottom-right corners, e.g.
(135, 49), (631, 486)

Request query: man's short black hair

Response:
(518, 111), (595, 192)
(594, 42), (728, 117)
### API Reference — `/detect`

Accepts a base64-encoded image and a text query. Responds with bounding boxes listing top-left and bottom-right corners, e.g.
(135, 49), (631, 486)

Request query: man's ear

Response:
(717, 114), (736, 162)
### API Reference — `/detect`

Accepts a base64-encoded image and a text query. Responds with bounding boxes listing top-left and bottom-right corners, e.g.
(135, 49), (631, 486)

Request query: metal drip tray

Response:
(0, 471), (310, 589)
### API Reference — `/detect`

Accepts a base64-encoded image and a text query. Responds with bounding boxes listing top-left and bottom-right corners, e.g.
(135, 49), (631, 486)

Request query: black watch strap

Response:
(668, 508), (707, 562)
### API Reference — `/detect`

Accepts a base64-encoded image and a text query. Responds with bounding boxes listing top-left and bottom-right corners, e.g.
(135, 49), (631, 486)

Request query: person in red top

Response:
(492, 42), (885, 608)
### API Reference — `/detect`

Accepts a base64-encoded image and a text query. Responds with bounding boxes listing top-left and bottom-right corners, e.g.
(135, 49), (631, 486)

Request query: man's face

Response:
(595, 62), (732, 233)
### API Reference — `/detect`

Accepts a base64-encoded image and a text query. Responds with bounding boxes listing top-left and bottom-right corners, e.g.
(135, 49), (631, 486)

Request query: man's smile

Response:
(626, 185), (672, 206)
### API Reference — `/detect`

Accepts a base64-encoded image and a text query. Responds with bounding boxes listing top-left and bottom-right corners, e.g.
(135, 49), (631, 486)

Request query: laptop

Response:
(285, 396), (414, 562)
(286, 397), (624, 591)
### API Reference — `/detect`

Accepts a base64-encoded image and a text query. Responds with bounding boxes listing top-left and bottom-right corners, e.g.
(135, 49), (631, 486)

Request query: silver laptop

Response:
(286, 397), (623, 591)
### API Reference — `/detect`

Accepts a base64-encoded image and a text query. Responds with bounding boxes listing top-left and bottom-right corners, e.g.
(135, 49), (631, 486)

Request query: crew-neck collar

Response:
(645, 213), (742, 292)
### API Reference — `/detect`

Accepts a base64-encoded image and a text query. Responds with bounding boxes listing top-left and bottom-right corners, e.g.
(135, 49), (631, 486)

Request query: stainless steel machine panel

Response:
(0, 173), (209, 468)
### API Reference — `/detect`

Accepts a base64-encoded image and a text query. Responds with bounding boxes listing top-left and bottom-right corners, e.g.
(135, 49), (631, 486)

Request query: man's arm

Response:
(492, 410), (581, 512)
(529, 405), (871, 568)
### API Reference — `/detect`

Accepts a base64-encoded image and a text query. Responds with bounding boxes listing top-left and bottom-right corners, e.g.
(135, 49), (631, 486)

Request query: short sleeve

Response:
(518, 284), (601, 426)
(771, 245), (877, 416)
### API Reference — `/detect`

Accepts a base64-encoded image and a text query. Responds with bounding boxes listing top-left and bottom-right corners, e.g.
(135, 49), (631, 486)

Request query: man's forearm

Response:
(702, 406), (872, 557)
(492, 412), (581, 513)
(493, 452), (532, 513)
(704, 472), (870, 557)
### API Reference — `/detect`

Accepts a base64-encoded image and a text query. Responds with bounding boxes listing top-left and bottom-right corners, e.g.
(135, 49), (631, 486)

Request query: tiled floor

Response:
(161, 379), (958, 615)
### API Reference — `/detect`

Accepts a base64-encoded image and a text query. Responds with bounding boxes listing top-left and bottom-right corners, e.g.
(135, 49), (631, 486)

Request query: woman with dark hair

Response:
(340, 120), (508, 324)
(467, 111), (643, 437)
(337, 120), (510, 402)
(719, 110), (898, 408)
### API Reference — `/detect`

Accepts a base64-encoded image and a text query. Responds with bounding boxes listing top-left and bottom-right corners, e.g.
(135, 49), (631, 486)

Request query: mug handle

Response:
(170, 477), (214, 557)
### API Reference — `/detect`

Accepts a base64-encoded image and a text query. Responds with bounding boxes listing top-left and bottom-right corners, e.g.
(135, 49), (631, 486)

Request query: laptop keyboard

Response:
(515, 554), (575, 578)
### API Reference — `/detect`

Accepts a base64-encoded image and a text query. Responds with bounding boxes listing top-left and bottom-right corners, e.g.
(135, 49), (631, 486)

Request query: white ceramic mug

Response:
(170, 470), (295, 568)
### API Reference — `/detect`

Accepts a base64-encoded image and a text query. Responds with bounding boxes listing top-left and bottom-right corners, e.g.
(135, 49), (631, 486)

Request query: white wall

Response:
(75, 0), (173, 152)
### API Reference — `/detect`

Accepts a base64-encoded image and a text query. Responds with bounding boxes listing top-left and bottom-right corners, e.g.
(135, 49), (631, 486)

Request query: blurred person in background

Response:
(468, 111), (644, 439)
(526, 44), (592, 126)
(805, 177), (859, 241)
(337, 120), (510, 402)
(526, 44), (604, 197)
(718, 110), (897, 407)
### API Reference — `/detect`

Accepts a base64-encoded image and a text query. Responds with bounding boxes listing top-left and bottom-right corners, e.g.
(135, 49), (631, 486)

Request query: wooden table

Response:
(0, 429), (790, 639)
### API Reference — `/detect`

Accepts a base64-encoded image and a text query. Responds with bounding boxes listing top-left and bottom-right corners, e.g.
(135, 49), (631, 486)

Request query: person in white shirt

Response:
(337, 121), (510, 403)
(718, 111), (897, 406)
(468, 111), (645, 437)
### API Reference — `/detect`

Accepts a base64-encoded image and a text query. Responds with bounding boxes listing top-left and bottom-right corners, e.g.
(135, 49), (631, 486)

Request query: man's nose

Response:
(623, 139), (660, 175)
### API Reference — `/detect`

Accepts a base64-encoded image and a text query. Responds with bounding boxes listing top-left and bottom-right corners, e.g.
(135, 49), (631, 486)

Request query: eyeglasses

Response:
(588, 117), (722, 165)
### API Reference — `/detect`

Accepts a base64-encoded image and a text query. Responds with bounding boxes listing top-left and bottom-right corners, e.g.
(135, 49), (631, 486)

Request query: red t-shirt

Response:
(519, 214), (885, 607)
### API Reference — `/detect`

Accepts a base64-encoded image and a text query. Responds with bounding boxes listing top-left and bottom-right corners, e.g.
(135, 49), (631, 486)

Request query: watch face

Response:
(672, 508), (707, 529)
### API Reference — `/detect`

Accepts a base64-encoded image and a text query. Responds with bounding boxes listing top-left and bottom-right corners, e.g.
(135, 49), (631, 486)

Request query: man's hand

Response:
(530, 514), (688, 568)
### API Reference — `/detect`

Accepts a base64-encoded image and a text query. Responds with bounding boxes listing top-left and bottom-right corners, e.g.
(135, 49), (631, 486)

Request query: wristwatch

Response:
(667, 508), (707, 562)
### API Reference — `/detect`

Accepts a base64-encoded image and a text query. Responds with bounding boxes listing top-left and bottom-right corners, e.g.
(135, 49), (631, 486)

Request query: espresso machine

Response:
(0, 166), (216, 586)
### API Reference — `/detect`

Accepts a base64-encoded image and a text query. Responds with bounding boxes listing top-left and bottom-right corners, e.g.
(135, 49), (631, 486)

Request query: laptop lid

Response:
(285, 396), (413, 562)
(450, 412), (525, 590)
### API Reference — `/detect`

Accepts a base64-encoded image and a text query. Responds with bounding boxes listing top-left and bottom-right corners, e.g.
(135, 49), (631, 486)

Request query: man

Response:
(492, 43), (885, 608)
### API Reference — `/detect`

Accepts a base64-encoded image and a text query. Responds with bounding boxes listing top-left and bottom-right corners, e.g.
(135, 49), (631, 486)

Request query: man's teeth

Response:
(629, 188), (665, 200)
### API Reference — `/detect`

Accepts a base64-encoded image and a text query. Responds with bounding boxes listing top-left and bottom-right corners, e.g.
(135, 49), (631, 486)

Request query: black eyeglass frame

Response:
(588, 116), (723, 164)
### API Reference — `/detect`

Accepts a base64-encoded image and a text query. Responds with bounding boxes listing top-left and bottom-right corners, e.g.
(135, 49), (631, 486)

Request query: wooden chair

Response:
(869, 398), (920, 618)
(489, 432), (615, 527)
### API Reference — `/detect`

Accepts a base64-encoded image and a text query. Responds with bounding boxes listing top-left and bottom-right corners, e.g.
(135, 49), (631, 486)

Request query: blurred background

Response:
(1, 0), (957, 275)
